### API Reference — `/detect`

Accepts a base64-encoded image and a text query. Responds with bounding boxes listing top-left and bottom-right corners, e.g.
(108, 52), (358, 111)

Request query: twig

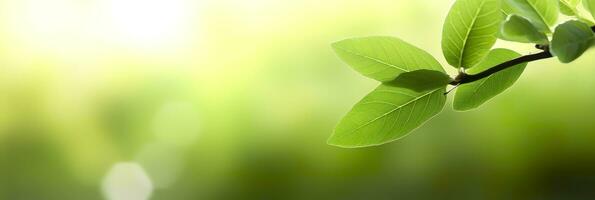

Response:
(449, 26), (595, 86)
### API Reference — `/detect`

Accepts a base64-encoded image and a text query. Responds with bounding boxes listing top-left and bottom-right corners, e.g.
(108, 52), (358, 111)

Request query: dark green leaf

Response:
(551, 20), (594, 63)
(499, 15), (549, 43)
(388, 70), (452, 92)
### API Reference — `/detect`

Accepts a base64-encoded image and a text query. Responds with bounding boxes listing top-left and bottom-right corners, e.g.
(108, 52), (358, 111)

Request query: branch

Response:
(450, 50), (552, 85)
(450, 26), (595, 86)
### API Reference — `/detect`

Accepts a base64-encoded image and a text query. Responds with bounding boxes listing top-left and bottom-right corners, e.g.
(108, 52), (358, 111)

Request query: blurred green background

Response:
(1, 0), (595, 199)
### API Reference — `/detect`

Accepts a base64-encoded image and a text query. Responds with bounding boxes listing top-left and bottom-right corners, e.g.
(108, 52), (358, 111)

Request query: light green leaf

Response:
(453, 49), (527, 111)
(504, 0), (559, 32)
(502, 2), (516, 16)
(578, 17), (595, 26)
(332, 37), (444, 82)
(442, 0), (502, 69)
(585, 0), (595, 19)
(389, 70), (453, 92)
(551, 20), (594, 63)
(329, 84), (447, 148)
(499, 15), (549, 43)
(559, 0), (580, 16)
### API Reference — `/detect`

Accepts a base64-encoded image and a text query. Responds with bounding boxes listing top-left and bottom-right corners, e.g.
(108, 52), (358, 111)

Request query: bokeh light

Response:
(102, 162), (153, 200)
(98, 0), (194, 47)
(135, 142), (184, 189)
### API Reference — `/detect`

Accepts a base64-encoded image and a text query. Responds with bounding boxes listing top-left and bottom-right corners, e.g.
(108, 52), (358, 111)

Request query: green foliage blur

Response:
(1, 0), (595, 199)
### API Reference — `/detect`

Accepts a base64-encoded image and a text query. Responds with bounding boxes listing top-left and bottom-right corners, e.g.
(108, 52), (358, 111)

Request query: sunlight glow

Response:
(102, 0), (192, 47)
(17, 0), (84, 50)
(10, 0), (197, 57)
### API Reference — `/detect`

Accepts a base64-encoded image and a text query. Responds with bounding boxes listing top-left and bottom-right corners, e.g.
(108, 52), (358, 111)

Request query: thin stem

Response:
(444, 83), (460, 95)
(450, 50), (552, 85)
(449, 25), (595, 86)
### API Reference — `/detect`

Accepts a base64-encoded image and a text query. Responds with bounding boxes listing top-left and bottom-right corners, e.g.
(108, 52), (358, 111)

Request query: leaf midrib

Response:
(340, 87), (442, 136)
(468, 74), (492, 100)
(458, 0), (488, 68)
(560, 0), (577, 12)
(527, 0), (553, 30)
(334, 46), (409, 73)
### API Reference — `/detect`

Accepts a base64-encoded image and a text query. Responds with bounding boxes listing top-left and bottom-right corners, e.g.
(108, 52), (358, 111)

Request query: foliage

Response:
(330, 0), (595, 148)
(453, 49), (527, 111)
(499, 15), (549, 43)
(442, 0), (502, 69)
(332, 37), (445, 82)
(551, 20), (595, 63)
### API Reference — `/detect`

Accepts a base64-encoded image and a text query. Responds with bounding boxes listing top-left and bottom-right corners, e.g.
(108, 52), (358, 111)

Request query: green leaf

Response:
(559, 0), (580, 16)
(578, 17), (595, 26)
(584, 0), (595, 19)
(504, 0), (559, 32)
(442, 0), (502, 69)
(332, 37), (445, 82)
(502, 2), (516, 16)
(453, 49), (527, 111)
(499, 15), (549, 43)
(389, 70), (453, 92)
(551, 20), (594, 63)
(329, 83), (447, 148)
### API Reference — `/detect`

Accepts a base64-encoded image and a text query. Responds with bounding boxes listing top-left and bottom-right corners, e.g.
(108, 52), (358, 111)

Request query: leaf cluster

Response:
(329, 0), (595, 148)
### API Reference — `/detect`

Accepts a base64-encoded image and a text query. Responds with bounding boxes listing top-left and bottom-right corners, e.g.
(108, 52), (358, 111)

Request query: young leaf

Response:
(559, 0), (580, 16)
(551, 20), (594, 63)
(453, 49), (527, 111)
(504, 0), (559, 32)
(389, 70), (453, 92)
(332, 37), (445, 82)
(442, 0), (502, 69)
(499, 15), (549, 43)
(585, 0), (595, 19)
(329, 82), (447, 148)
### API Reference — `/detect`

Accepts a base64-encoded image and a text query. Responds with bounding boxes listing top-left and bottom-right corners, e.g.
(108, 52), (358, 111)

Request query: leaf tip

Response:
(328, 129), (415, 148)
(326, 137), (357, 148)
(452, 103), (475, 112)
(327, 131), (382, 148)
(330, 38), (350, 50)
